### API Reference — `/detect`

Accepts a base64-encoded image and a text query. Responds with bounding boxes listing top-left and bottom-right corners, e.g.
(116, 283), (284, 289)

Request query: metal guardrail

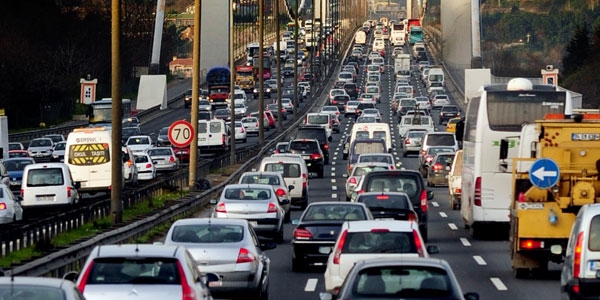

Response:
(4, 27), (358, 276)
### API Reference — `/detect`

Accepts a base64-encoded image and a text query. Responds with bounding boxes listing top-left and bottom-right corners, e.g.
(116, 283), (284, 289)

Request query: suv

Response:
(439, 105), (461, 125)
(76, 244), (218, 300)
(350, 170), (434, 241)
(287, 139), (325, 178)
(343, 83), (359, 100)
(331, 95), (350, 112)
(295, 126), (331, 165)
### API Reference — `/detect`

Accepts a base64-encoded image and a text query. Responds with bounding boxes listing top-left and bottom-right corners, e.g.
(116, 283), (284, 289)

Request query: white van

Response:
(198, 119), (230, 151)
(65, 128), (112, 192)
(21, 162), (80, 207)
(305, 113), (332, 138)
(372, 38), (385, 53)
(260, 154), (309, 209)
(354, 31), (366, 44)
(349, 123), (392, 153)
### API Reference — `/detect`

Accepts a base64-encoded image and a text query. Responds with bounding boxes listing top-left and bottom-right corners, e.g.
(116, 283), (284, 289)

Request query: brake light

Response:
(420, 190), (428, 213)
(21, 189), (24, 198)
(432, 163), (443, 171)
(302, 173), (308, 188)
(267, 202), (278, 213)
(332, 99), (337, 104)
(169, 156), (176, 163)
(127, 160), (133, 167)
(294, 228), (313, 240)
(405, 139), (411, 144)
(67, 186), (72, 197)
(146, 163), (152, 168)
(216, 202), (226, 213)
(474, 177), (482, 206)
(276, 188), (286, 197)
(333, 230), (348, 264)
(413, 229), (425, 257)
(77, 261), (95, 293)
(348, 177), (357, 184)
(310, 153), (323, 160)
(573, 232), (584, 279)
(519, 239), (543, 249)
(371, 228), (389, 233)
(222, 134), (226, 145)
(176, 261), (198, 299)
(408, 212), (418, 222)
(241, 127), (245, 133)
(324, 143), (329, 151)
(421, 150), (426, 156)
(0, 203), (6, 210)
(256, 122), (259, 127)
(376, 195), (389, 200)
(237, 247), (256, 263)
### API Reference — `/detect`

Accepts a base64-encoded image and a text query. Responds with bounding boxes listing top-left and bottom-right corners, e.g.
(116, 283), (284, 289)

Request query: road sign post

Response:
(168, 120), (195, 148)
(529, 158), (560, 189)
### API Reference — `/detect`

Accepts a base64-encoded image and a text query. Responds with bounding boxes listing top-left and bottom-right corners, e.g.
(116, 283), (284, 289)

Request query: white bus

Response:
(65, 128), (112, 193)
(460, 78), (572, 238)
(246, 42), (260, 64)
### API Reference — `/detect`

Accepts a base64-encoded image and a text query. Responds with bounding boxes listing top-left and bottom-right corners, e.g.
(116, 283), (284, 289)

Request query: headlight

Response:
(266, 88), (271, 93)
(253, 89), (258, 93)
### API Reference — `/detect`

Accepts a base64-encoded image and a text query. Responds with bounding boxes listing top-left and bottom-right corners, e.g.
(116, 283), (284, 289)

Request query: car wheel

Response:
(292, 257), (304, 272)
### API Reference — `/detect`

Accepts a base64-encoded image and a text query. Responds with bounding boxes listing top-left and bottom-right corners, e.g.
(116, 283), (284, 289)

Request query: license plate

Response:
(302, 156), (310, 160)
(208, 281), (222, 287)
(319, 246), (332, 254)
(248, 221), (258, 227)
(37, 196), (54, 201)
(572, 133), (600, 141)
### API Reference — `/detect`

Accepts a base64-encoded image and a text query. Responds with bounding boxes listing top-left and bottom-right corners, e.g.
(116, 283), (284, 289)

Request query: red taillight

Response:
(267, 202), (278, 213)
(332, 100), (337, 104)
(146, 163), (152, 168)
(573, 232), (584, 278)
(222, 134), (226, 145)
(324, 143), (329, 151)
(371, 228), (389, 233)
(0, 203), (6, 210)
(408, 212), (418, 222)
(310, 153), (323, 160)
(127, 160), (133, 167)
(333, 230), (348, 264)
(413, 229), (425, 257)
(20, 189), (24, 198)
(276, 188), (286, 197)
(77, 261), (94, 293)
(241, 127), (245, 133)
(474, 177), (482, 206)
(293, 228), (313, 240)
(519, 239), (543, 249)
(256, 122), (259, 127)
(302, 173), (308, 188)
(432, 163), (443, 171)
(420, 190), (428, 213)
(376, 195), (389, 200)
(169, 156), (176, 163)
(177, 261), (197, 300)
(236, 247), (256, 263)
(216, 202), (226, 213)
(405, 139), (410, 144)
(421, 150), (426, 156)
(67, 186), (72, 197)
(425, 156), (434, 162)
(348, 177), (357, 184)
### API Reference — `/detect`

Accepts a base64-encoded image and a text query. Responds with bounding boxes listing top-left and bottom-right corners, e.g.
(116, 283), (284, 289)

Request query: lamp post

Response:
(230, 0), (236, 164)
(276, 0), (283, 129)
(293, 0), (299, 118)
(110, 0), (123, 225)
(258, 0), (265, 145)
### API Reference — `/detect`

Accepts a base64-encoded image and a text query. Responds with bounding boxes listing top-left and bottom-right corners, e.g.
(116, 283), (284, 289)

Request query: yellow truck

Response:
(503, 113), (600, 278)
(235, 65), (254, 91)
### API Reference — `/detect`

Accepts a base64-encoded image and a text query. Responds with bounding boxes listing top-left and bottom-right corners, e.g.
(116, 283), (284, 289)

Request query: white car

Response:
(147, 147), (180, 171)
(27, 138), (54, 160)
(0, 183), (23, 224)
(125, 135), (153, 153)
(234, 121), (248, 143)
(345, 162), (391, 201)
(324, 220), (438, 292)
(328, 89), (348, 102)
(134, 153), (156, 181)
(198, 99), (212, 111)
(337, 72), (354, 83)
(432, 94), (451, 109)
(281, 98), (294, 113)
(234, 102), (248, 118)
(361, 108), (381, 122)
(364, 86), (381, 103)
(371, 57), (385, 73)
(320, 106), (340, 117)
(415, 96), (432, 112)
(241, 117), (260, 135)
(367, 51), (381, 61)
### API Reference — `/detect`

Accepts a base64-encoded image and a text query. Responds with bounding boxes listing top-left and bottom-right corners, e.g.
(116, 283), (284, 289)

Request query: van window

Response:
(373, 131), (387, 140)
(68, 143), (111, 165)
(353, 142), (385, 154)
(210, 122), (222, 133)
(307, 115), (329, 124)
(427, 135), (456, 146)
(27, 168), (65, 186)
(198, 123), (208, 134)
(589, 216), (600, 250)
(264, 163), (301, 177)
(356, 131), (369, 139)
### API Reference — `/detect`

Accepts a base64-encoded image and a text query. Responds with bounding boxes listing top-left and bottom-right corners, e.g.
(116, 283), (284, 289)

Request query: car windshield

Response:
(128, 138), (150, 145)
(170, 224), (243, 243)
(85, 257), (181, 285)
(350, 266), (453, 298)
(240, 175), (280, 185)
(3, 159), (34, 172)
(302, 205), (367, 221)
(224, 187), (272, 200)
(134, 155), (150, 163)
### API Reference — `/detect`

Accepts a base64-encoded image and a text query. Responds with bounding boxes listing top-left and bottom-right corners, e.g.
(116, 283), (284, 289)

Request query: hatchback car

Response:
(324, 220), (438, 292)
(239, 171), (293, 222)
(0, 277), (84, 300)
(291, 202), (373, 271)
(321, 258), (480, 300)
(147, 147), (180, 171)
(214, 108), (232, 122)
(431, 94), (451, 109)
(361, 108), (381, 122)
(321, 106), (340, 117)
(418, 146), (456, 177)
(212, 184), (287, 243)
(344, 101), (360, 118)
(358, 93), (376, 105)
(163, 218), (276, 300)
(345, 162), (391, 201)
(134, 153), (156, 181)
(0, 183), (23, 224)
(76, 244), (218, 300)
(337, 72), (354, 83)
(241, 117), (260, 135)
(125, 135), (153, 153)
(27, 138), (53, 161)
(402, 129), (427, 157)
(439, 105), (461, 125)
(427, 153), (455, 187)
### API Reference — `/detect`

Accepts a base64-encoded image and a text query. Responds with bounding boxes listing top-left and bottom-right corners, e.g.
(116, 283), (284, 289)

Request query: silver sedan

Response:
(0, 277), (84, 300)
(212, 184), (288, 243)
(164, 218), (276, 300)
(146, 147), (180, 171)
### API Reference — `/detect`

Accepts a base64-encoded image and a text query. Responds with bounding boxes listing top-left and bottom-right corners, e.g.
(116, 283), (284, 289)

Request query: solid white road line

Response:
(304, 278), (318, 292)
(460, 238), (471, 246)
(448, 223), (458, 230)
(473, 255), (487, 265)
(490, 278), (507, 291)
(439, 212), (447, 218)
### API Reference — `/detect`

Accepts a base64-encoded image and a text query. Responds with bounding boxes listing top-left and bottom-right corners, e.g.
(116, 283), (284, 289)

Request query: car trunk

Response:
(84, 285), (182, 300)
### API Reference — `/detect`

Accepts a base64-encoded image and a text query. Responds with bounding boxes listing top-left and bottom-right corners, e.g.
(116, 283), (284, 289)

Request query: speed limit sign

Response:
(168, 120), (194, 148)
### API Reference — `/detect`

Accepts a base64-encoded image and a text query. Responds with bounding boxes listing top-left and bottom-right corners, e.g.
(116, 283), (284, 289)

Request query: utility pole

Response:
(258, 0), (265, 145)
(230, 1), (236, 164)
(110, 0), (123, 225)
(189, 0), (201, 188)
(275, 0), (283, 129)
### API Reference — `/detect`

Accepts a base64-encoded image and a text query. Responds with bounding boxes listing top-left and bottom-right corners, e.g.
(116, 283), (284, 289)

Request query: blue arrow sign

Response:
(529, 158), (560, 189)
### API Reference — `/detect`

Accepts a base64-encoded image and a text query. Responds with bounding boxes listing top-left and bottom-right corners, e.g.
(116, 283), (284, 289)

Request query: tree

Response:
(562, 22), (590, 77)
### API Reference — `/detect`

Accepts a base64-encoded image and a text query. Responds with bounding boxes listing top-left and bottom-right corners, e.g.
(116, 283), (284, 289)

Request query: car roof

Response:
(171, 217), (248, 226)
(344, 220), (417, 231)
(352, 257), (453, 270)
(0, 276), (75, 288)
(91, 244), (184, 258)
(225, 183), (275, 189)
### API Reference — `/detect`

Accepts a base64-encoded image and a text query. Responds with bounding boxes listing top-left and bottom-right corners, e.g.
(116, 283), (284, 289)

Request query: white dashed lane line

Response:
(448, 223), (458, 230)
(460, 238), (471, 247)
(431, 201), (439, 207)
(473, 255), (487, 265)
(490, 278), (507, 291)
(304, 278), (318, 292)
(439, 212), (447, 218)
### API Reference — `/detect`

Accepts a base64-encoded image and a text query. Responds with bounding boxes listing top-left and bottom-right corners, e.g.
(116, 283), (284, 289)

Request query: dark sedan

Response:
(355, 192), (418, 221)
(291, 202), (372, 271)
(214, 108), (232, 122)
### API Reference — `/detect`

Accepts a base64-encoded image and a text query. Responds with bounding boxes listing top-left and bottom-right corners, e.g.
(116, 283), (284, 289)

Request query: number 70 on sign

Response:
(168, 120), (195, 148)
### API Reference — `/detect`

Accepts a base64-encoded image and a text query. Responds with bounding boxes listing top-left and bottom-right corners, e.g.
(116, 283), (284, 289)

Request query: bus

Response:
(252, 54), (272, 80)
(246, 42), (260, 64)
(87, 98), (132, 129)
(206, 66), (231, 109)
(287, 22), (296, 34)
(460, 78), (572, 238)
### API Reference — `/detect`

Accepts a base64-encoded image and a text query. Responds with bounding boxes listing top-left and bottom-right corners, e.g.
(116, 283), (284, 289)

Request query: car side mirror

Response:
(260, 241), (277, 250)
(427, 191), (434, 200)
(427, 245), (440, 254)
(288, 185), (295, 192)
(203, 272), (221, 287)
(464, 292), (480, 300)
(209, 199), (218, 205)
(63, 271), (79, 282)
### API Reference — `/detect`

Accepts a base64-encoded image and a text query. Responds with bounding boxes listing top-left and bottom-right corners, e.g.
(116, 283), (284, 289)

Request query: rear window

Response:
(358, 155), (392, 165)
(148, 148), (173, 156)
(264, 162), (301, 177)
(351, 266), (452, 298)
(366, 176), (420, 199)
(400, 99), (416, 107)
(86, 257), (181, 284)
(353, 142), (385, 154)
(435, 154), (455, 166)
(170, 224), (243, 243)
(358, 194), (410, 210)
(290, 141), (319, 152)
(224, 187), (272, 200)
(589, 215), (600, 250)
(307, 115), (329, 124)
(0, 285), (63, 299)
(366, 87), (379, 93)
(27, 168), (65, 186)
(426, 135), (456, 146)
(353, 165), (390, 176)
(302, 204), (367, 221)
(296, 129), (326, 142)
(342, 231), (416, 254)
(442, 106), (459, 112)
(240, 175), (280, 185)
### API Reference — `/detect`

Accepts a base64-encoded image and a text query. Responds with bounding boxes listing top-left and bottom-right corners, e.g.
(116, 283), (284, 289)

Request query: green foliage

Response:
(562, 23), (590, 77)
(75, 103), (89, 115)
